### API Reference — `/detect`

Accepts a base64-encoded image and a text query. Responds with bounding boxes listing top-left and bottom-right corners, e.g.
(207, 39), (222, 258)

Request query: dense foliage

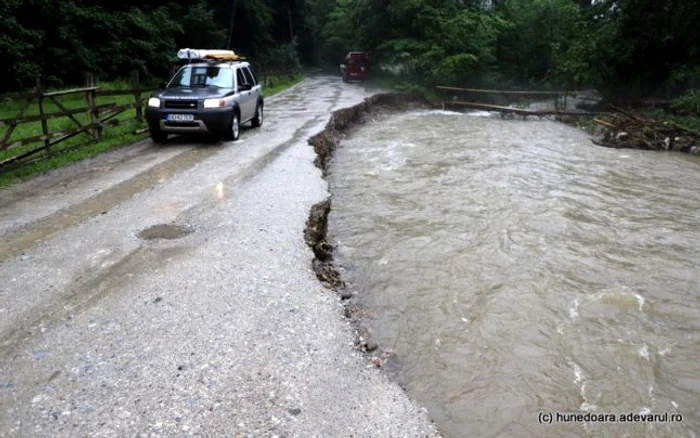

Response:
(2, 0), (699, 98)
(1, 0), (303, 90)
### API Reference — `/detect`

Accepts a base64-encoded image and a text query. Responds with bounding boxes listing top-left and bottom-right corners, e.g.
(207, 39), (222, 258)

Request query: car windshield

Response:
(168, 66), (232, 88)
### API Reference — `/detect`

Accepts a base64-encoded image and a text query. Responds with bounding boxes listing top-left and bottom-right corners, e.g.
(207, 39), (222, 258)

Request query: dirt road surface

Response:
(0, 76), (437, 437)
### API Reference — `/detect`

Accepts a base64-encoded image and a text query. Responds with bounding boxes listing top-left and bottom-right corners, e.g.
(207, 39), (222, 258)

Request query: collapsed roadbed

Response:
(303, 93), (437, 358)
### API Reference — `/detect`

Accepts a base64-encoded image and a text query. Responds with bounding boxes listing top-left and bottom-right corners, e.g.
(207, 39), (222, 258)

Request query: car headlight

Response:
(203, 99), (226, 108)
(148, 97), (161, 108)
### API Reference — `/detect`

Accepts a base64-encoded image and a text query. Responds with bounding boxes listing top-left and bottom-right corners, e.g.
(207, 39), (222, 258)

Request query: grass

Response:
(263, 73), (304, 96)
(364, 71), (443, 101)
(637, 108), (700, 133)
(0, 73), (303, 189)
(0, 123), (143, 189)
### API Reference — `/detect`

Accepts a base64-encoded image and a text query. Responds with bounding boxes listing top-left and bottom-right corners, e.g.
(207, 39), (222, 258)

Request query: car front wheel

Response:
(149, 124), (168, 143)
(224, 111), (240, 141)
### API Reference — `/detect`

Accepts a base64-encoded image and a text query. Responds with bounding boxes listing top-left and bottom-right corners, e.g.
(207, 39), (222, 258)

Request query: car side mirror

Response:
(238, 83), (252, 92)
(158, 82), (166, 90)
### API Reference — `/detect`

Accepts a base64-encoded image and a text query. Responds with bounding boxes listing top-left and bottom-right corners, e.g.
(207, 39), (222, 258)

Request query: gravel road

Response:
(0, 76), (437, 437)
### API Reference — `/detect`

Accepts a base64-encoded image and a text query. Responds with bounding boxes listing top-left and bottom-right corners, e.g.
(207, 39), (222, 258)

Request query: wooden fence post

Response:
(85, 73), (101, 140)
(36, 75), (51, 156)
(131, 70), (143, 123)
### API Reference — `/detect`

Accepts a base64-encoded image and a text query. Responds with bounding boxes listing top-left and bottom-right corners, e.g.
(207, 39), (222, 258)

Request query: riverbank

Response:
(549, 97), (700, 155)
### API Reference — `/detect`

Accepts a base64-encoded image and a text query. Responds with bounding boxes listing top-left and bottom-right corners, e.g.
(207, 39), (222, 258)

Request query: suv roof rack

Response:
(177, 48), (246, 62)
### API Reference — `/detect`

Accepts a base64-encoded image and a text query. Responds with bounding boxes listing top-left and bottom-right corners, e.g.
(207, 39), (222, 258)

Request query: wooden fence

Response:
(0, 73), (152, 169)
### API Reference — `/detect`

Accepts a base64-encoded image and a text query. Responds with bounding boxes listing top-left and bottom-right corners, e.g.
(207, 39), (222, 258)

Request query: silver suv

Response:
(145, 61), (263, 142)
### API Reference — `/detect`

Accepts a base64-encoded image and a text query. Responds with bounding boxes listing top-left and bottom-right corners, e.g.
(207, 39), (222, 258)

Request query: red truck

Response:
(340, 52), (370, 82)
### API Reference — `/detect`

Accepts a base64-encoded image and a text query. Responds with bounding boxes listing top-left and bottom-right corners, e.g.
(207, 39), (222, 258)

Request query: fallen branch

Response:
(608, 104), (652, 123)
(447, 100), (601, 116)
(593, 118), (617, 129)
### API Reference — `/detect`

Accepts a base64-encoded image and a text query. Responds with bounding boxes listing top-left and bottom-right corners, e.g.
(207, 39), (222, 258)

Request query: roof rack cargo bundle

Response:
(177, 48), (246, 62)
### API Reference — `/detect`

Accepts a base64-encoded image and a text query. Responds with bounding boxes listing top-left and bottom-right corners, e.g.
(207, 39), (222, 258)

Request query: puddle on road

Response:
(0, 146), (220, 262)
(137, 224), (193, 240)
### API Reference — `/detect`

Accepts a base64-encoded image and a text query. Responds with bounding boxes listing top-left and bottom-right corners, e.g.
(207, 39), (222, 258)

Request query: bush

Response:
(671, 89), (700, 116)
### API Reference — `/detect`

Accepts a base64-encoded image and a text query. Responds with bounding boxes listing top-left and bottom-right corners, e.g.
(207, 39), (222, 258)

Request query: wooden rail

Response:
(0, 72), (154, 169)
(446, 101), (601, 117)
(436, 86), (585, 96)
(0, 103), (116, 126)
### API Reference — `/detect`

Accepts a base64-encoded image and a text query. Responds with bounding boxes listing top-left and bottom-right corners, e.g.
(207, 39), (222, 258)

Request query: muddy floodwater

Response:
(328, 110), (700, 437)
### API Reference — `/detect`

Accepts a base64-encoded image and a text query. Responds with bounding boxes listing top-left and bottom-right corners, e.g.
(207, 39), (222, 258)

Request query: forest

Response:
(2, 0), (699, 101)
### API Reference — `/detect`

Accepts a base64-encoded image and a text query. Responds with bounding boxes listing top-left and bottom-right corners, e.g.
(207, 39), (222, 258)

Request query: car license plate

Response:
(166, 114), (194, 122)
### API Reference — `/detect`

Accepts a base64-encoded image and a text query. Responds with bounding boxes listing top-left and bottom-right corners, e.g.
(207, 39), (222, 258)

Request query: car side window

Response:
(243, 67), (256, 86)
(246, 67), (259, 85)
(236, 69), (246, 89)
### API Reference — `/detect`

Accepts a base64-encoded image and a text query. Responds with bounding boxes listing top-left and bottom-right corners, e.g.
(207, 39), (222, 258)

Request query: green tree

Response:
(0, 0), (43, 90)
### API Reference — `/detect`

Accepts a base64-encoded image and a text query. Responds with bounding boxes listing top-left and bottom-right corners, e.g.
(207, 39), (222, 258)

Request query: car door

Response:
(243, 66), (261, 109)
(235, 67), (254, 121)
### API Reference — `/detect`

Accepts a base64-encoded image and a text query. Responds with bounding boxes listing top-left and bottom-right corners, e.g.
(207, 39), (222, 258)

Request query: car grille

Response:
(164, 100), (198, 109)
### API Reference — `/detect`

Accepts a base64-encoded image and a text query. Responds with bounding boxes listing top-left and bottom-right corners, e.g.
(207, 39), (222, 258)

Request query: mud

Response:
(0, 146), (218, 262)
(137, 223), (193, 240)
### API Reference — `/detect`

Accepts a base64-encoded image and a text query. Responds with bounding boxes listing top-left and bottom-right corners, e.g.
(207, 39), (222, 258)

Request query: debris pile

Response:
(592, 107), (700, 154)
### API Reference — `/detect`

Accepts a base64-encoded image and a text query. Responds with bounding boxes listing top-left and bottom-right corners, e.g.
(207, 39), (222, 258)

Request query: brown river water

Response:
(327, 110), (700, 437)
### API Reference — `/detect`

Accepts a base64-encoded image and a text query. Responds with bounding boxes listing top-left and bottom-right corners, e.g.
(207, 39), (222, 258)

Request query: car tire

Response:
(251, 102), (263, 128)
(223, 111), (240, 141)
(149, 124), (168, 143)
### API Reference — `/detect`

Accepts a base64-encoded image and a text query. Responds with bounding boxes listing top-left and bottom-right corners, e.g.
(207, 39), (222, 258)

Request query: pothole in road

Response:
(138, 224), (193, 240)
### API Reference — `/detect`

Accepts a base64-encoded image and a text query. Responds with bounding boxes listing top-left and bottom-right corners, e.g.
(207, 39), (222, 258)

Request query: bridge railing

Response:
(436, 85), (602, 117)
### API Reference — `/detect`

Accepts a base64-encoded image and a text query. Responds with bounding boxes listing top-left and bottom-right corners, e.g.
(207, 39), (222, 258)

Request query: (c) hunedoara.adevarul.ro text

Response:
(538, 411), (683, 425)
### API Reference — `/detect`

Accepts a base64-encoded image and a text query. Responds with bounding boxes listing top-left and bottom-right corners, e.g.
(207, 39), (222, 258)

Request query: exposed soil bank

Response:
(304, 93), (437, 355)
